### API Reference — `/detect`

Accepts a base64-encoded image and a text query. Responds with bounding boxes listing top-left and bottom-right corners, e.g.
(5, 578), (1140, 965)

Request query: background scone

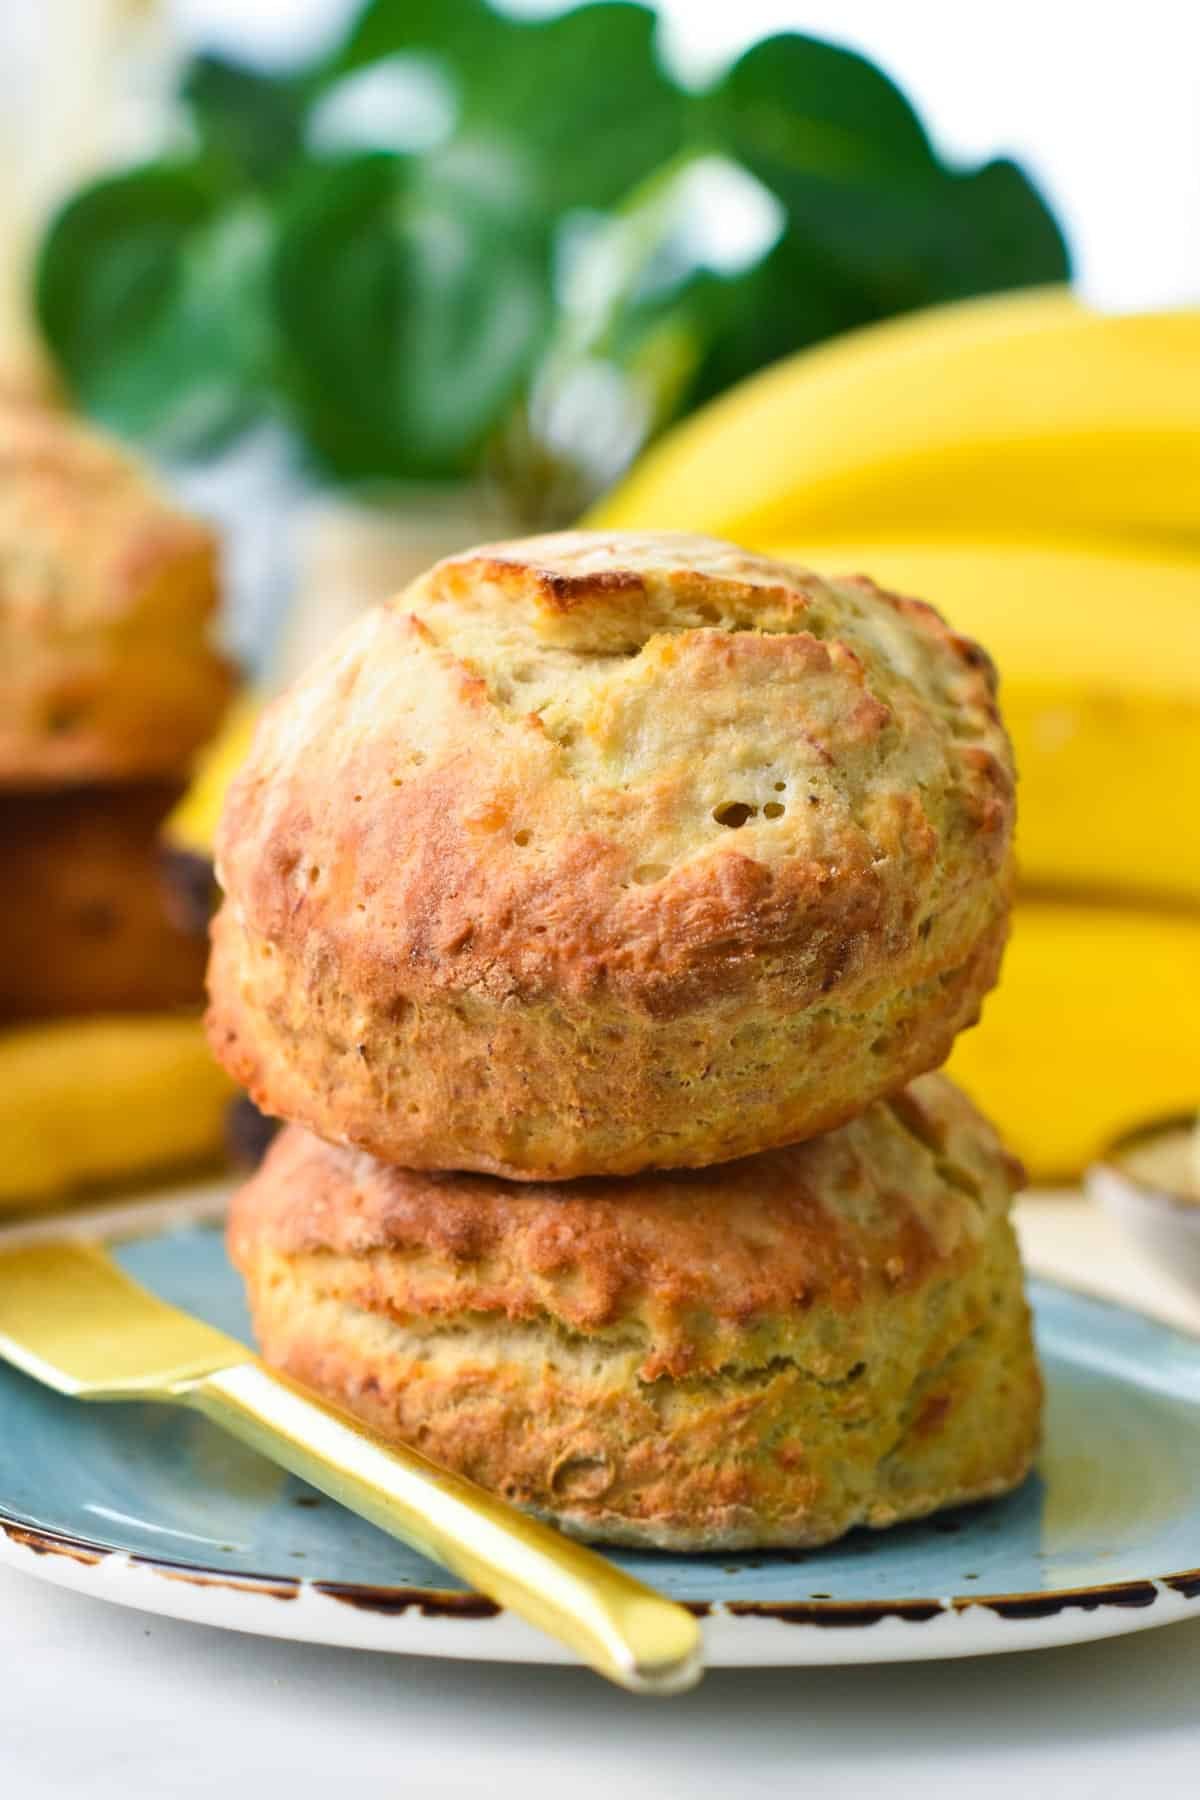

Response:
(210, 531), (1015, 1179)
(0, 402), (231, 785)
(0, 785), (207, 1021)
(230, 1073), (1040, 1550)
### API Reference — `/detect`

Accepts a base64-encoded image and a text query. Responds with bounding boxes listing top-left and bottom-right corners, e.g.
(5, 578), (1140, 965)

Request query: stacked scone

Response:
(1, 400), (234, 1209)
(213, 532), (1040, 1550)
(1, 401), (230, 1020)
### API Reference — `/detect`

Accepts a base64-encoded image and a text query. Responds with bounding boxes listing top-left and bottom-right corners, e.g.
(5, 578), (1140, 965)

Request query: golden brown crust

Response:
(0, 784), (207, 1021)
(229, 1076), (1040, 1549)
(209, 530), (1015, 1178)
(230, 1072), (1023, 1371)
(0, 403), (233, 784)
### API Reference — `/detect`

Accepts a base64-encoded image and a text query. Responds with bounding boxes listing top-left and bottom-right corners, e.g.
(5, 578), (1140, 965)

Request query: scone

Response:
(209, 531), (1015, 1179)
(0, 784), (207, 1020)
(0, 402), (232, 785)
(229, 1073), (1040, 1550)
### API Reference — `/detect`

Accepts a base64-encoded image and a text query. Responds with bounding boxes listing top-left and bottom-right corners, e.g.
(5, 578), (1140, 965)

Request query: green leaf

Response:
(688, 233), (877, 406)
(705, 33), (939, 184)
(705, 31), (1070, 321)
(269, 152), (550, 479)
(936, 157), (1071, 295)
(181, 52), (310, 189)
(459, 4), (685, 215)
(34, 164), (273, 454)
(723, 161), (1068, 317)
(329, 0), (504, 77)
(326, 0), (685, 215)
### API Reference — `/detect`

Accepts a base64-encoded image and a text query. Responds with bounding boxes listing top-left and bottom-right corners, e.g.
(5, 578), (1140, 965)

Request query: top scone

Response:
(0, 402), (231, 785)
(208, 531), (1014, 1179)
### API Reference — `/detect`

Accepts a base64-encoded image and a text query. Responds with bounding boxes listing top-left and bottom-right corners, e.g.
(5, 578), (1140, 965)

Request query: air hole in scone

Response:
(307, 865), (321, 885)
(762, 801), (786, 819)
(513, 828), (532, 847)
(45, 703), (86, 735)
(550, 1453), (615, 1501)
(773, 780), (787, 792)
(632, 863), (669, 885)
(918, 915), (934, 939)
(713, 801), (756, 829)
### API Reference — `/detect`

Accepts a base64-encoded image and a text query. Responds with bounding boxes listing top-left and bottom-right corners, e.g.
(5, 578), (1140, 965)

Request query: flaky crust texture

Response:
(0, 784), (207, 1022)
(0, 403), (232, 784)
(209, 530), (1015, 1178)
(230, 1076), (1040, 1550)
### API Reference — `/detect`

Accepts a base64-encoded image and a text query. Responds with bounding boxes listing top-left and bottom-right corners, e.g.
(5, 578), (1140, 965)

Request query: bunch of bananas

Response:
(591, 286), (1200, 1178)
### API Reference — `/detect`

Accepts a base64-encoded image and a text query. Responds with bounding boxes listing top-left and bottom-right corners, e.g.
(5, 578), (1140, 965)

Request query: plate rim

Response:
(4, 1507), (1199, 1668)
(4, 1505), (1200, 1624)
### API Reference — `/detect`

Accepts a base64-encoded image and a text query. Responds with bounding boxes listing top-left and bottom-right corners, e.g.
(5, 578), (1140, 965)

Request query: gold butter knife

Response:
(0, 1239), (703, 1694)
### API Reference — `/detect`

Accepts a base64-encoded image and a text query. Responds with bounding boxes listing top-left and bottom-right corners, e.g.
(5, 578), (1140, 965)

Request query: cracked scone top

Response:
(228, 1074), (1040, 1550)
(208, 531), (1015, 1179)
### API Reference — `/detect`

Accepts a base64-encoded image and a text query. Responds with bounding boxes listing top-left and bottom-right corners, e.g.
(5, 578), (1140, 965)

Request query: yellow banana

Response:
(949, 900), (1200, 1181)
(164, 690), (261, 860)
(0, 1014), (233, 1214)
(766, 537), (1200, 904)
(588, 288), (1200, 544)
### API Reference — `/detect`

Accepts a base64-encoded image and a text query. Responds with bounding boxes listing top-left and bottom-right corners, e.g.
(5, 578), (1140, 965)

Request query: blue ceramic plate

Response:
(2, 1212), (1199, 1666)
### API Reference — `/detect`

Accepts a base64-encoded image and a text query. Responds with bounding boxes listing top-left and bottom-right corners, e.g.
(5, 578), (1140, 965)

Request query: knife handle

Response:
(183, 1360), (703, 1694)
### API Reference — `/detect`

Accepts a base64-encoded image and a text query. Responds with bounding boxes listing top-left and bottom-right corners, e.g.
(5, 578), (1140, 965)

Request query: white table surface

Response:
(4, 1193), (1200, 1799)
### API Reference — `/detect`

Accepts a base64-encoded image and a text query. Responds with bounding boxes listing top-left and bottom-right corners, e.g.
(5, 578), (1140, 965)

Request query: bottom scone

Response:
(228, 1075), (1041, 1551)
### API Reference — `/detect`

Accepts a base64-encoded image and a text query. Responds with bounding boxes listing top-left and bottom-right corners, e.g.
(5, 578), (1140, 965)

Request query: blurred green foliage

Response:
(35, 0), (1070, 518)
